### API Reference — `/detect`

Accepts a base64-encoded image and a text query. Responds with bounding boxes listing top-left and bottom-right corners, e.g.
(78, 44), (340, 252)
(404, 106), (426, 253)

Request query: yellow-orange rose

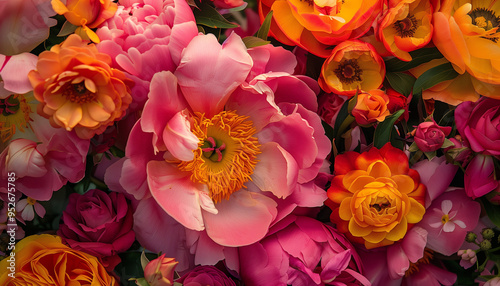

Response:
(326, 144), (426, 249)
(318, 40), (385, 96)
(51, 0), (118, 42)
(433, 0), (500, 97)
(351, 89), (391, 126)
(28, 34), (133, 139)
(259, 0), (383, 57)
(0, 234), (117, 285)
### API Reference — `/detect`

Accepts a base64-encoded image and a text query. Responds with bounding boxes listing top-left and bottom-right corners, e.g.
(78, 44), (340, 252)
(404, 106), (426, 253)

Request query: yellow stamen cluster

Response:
(405, 248), (434, 277)
(177, 111), (260, 203)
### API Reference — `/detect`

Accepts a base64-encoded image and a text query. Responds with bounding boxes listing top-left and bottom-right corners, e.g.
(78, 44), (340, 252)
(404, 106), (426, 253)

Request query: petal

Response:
(163, 110), (199, 161)
(387, 244), (409, 279)
(441, 199), (453, 215)
(0, 53), (38, 93)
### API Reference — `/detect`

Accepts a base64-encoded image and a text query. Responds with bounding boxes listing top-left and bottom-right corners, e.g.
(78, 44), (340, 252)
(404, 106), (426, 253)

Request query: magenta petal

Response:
(387, 244), (410, 279)
(464, 154), (499, 198)
(401, 226), (428, 263)
(203, 190), (277, 246)
(0, 53), (38, 94)
(147, 160), (205, 231)
(175, 33), (252, 117)
(163, 110), (199, 161)
(251, 142), (298, 199)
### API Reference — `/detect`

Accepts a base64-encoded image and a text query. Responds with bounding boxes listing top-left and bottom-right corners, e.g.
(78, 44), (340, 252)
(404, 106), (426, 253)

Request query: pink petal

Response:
(147, 160), (205, 231)
(174, 33), (252, 117)
(401, 226), (428, 263)
(453, 220), (466, 229)
(34, 203), (46, 218)
(21, 206), (34, 221)
(464, 154), (499, 198)
(441, 200), (452, 215)
(0, 53), (38, 94)
(202, 190), (277, 246)
(442, 222), (456, 232)
(163, 110), (199, 161)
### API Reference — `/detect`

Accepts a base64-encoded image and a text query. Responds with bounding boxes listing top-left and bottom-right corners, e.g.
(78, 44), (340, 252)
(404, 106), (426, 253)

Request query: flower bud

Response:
(465, 232), (477, 243)
(480, 239), (492, 251)
(481, 228), (495, 240)
(413, 120), (452, 152)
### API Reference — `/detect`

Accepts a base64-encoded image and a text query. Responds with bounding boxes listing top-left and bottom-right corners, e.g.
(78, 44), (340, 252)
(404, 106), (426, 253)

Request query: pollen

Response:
(177, 111), (261, 203)
(63, 82), (97, 104)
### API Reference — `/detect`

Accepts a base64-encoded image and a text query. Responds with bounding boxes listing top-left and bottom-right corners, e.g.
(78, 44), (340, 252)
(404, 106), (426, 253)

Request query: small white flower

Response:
(428, 199), (466, 233)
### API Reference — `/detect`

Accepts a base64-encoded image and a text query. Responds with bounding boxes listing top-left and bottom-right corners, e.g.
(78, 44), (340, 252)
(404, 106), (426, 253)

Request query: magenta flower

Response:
(238, 215), (369, 286)
(413, 120), (451, 153)
(107, 33), (330, 250)
(177, 265), (236, 286)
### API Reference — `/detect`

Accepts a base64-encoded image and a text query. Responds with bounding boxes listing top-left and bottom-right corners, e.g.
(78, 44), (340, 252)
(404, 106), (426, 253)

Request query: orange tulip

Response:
(0, 234), (117, 285)
(51, 0), (118, 42)
(352, 89), (391, 126)
(259, 0), (383, 57)
(326, 144), (426, 249)
(318, 40), (385, 96)
(28, 34), (133, 139)
(433, 0), (500, 98)
(377, 0), (434, 61)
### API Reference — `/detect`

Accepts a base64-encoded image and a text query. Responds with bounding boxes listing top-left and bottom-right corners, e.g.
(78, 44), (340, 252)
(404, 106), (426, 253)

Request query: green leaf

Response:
(193, 1), (238, 29)
(254, 11), (273, 40)
(413, 62), (459, 94)
(332, 99), (352, 139)
(385, 72), (416, 97)
(481, 197), (500, 228)
(57, 21), (78, 37)
(242, 36), (270, 48)
(385, 47), (444, 72)
(373, 110), (405, 149)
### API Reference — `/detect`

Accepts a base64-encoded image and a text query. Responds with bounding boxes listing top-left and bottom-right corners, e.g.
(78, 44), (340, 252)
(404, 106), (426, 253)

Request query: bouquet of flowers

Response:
(1, 0), (500, 285)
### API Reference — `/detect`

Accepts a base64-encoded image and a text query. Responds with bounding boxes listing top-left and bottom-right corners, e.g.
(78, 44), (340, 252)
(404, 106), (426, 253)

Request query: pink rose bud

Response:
(144, 254), (178, 286)
(414, 120), (451, 152)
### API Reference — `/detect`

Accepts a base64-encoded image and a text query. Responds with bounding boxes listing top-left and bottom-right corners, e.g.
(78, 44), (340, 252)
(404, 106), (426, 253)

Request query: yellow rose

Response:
(0, 234), (117, 285)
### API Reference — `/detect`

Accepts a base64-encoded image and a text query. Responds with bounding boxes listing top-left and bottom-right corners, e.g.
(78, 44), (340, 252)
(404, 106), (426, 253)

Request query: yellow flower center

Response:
(334, 59), (363, 84)
(27, 197), (36, 205)
(393, 14), (418, 38)
(63, 82), (97, 104)
(177, 111), (260, 203)
(0, 94), (34, 143)
(441, 214), (450, 224)
(405, 248), (434, 277)
(469, 7), (500, 42)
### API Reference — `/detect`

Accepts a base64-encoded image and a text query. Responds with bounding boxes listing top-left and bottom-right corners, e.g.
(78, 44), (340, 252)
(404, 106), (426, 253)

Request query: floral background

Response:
(1, 0), (500, 285)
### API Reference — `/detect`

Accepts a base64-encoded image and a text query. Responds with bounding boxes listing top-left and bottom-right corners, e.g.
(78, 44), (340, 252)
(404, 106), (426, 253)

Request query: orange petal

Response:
(406, 197), (425, 223)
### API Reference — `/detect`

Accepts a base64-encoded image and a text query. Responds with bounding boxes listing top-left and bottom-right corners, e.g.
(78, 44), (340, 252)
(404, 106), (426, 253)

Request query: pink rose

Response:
(144, 254), (178, 286)
(414, 120), (451, 152)
(177, 265), (236, 286)
(455, 97), (500, 156)
(57, 189), (135, 270)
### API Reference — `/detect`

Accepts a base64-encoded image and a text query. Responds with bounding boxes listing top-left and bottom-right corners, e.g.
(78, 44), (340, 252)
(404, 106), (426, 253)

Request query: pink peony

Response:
(0, 114), (89, 201)
(0, 53), (38, 98)
(177, 265), (236, 286)
(238, 215), (370, 286)
(0, 0), (56, 55)
(414, 120), (451, 152)
(97, 0), (198, 110)
(417, 188), (481, 256)
(144, 254), (178, 286)
(57, 189), (135, 270)
(107, 33), (330, 251)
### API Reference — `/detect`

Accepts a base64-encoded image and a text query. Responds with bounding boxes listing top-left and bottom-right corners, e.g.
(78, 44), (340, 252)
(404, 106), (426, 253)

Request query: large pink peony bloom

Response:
(238, 215), (370, 286)
(107, 33), (330, 249)
(97, 0), (198, 110)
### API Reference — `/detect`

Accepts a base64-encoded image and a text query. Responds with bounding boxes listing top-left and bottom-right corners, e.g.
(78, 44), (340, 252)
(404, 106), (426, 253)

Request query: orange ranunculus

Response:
(378, 0), (434, 61)
(326, 143), (426, 249)
(352, 89), (391, 126)
(51, 0), (118, 42)
(433, 0), (500, 98)
(410, 57), (480, 105)
(318, 40), (385, 96)
(28, 34), (133, 139)
(259, 0), (383, 57)
(0, 234), (117, 285)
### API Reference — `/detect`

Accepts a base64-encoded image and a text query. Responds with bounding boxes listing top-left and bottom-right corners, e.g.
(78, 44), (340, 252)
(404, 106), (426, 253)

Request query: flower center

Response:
(334, 59), (362, 85)
(177, 111), (261, 203)
(441, 214), (450, 224)
(405, 248), (434, 277)
(0, 94), (34, 143)
(63, 82), (97, 104)
(393, 15), (418, 38)
(469, 7), (500, 42)
(27, 197), (36, 205)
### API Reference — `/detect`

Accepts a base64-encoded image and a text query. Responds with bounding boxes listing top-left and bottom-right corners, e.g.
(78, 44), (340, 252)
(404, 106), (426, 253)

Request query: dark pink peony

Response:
(414, 120), (451, 152)
(57, 189), (135, 269)
(177, 265), (236, 286)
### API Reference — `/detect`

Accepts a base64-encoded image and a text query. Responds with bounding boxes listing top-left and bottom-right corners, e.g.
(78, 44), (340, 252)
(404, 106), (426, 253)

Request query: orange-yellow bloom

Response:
(318, 40), (386, 96)
(0, 234), (117, 285)
(51, 0), (118, 42)
(352, 89), (391, 126)
(28, 34), (133, 139)
(378, 0), (434, 61)
(326, 144), (426, 249)
(433, 0), (500, 98)
(259, 0), (383, 57)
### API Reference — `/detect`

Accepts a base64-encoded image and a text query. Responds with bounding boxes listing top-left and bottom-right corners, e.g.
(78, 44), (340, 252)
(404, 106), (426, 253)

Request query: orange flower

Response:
(352, 89), (391, 126)
(259, 0), (383, 57)
(51, 0), (118, 42)
(28, 34), (133, 139)
(326, 144), (426, 249)
(0, 234), (117, 285)
(377, 0), (434, 61)
(433, 0), (500, 98)
(318, 40), (385, 96)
